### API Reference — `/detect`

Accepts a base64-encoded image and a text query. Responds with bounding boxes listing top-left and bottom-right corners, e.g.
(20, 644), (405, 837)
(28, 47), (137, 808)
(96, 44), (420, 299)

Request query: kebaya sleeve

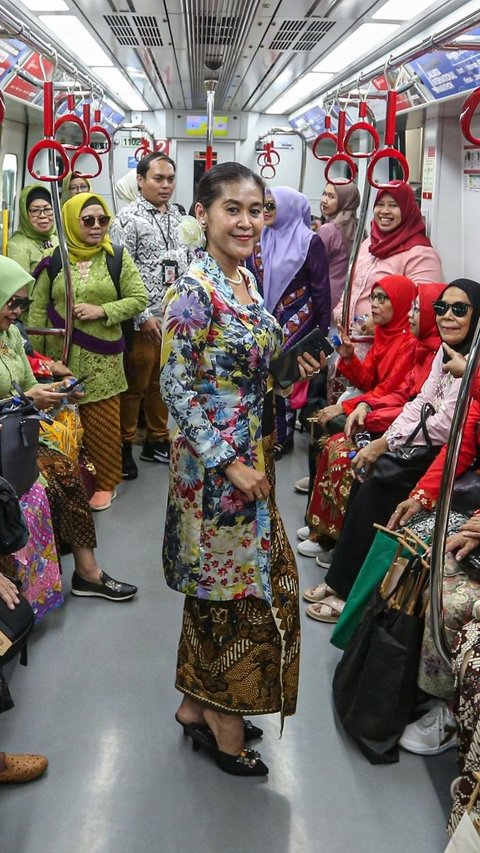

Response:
(305, 238), (331, 333)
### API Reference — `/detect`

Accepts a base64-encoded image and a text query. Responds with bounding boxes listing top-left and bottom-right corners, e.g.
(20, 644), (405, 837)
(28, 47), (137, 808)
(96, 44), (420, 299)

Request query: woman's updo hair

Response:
(80, 195), (103, 212)
(196, 162), (264, 211)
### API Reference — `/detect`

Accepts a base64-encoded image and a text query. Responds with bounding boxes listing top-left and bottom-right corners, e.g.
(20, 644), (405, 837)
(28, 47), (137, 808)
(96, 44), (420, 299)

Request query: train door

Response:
(174, 140), (235, 211)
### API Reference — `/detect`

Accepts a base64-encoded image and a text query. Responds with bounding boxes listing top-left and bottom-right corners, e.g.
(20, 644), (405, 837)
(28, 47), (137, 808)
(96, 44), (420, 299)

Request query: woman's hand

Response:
(26, 384), (67, 409)
(224, 460), (271, 503)
(345, 403), (369, 440)
(139, 316), (162, 345)
(441, 343), (467, 378)
(350, 436), (389, 480)
(387, 498), (423, 530)
(297, 351), (325, 380)
(73, 302), (106, 322)
(335, 323), (355, 360)
(49, 361), (73, 379)
(316, 403), (343, 426)
(0, 572), (20, 610)
(445, 525), (480, 561)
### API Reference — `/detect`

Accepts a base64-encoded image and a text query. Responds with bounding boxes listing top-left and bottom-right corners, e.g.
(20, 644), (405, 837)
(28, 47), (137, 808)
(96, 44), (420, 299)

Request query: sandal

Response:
(303, 582), (335, 603)
(306, 595), (345, 623)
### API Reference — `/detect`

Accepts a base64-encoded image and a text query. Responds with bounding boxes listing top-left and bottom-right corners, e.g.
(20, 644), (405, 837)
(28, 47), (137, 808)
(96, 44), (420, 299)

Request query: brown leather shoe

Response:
(0, 752), (48, 783)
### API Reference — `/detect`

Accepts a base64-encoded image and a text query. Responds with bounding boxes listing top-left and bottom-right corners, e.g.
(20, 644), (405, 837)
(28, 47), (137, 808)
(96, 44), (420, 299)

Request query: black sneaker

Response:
(140, 440), (170, 464)
(122, 442), (138, 480)
(71, 570), (137, 601)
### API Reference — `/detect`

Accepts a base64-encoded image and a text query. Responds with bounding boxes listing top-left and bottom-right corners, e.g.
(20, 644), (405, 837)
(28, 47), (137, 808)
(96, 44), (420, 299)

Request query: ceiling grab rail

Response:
(366, 71), (409, 189)
(256, 140), (280, 179)
(324, 100), (358, 185)
(344, 83), (380, 159)
(460, 86), (480, 146)
(429, 319), (480, 666)
(69, 102), (103, 179)
(257, 127), (307, 192)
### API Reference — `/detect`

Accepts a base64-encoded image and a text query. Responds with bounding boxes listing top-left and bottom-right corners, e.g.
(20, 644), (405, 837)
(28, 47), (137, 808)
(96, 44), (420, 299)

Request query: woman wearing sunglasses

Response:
(7, 184), (58, 276)
(260, 186), (331, 459)
(305, 278), (480, 623)
(29, 193), (147, 512)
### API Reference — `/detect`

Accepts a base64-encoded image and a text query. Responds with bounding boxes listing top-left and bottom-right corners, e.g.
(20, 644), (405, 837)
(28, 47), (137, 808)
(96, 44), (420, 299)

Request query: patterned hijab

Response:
(16, 184), (56, 245)
(260, 186), (315, 312)
(0, 255), (34, 309)
(369, 182), (432, 260)
(323, 183), (360, 256)
(62, 193), (113, 262)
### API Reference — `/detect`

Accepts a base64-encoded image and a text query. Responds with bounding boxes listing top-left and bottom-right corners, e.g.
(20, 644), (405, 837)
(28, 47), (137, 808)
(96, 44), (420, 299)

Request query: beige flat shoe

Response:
(0, 752), (48, 783)
(302, 582), (334, 603)
(306, 595), (345, 623)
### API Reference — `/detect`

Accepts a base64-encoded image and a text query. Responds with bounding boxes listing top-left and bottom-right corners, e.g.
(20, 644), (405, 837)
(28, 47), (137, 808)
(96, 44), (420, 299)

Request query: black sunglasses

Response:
(80, 214), (111, 227)
(263, 202), (276, 212)
(6, 296), (32, 311)
(432, 300), (473, 318)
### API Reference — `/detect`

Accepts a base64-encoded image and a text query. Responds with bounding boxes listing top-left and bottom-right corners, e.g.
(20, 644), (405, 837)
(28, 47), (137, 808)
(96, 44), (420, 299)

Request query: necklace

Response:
(226, 270), (243, 286)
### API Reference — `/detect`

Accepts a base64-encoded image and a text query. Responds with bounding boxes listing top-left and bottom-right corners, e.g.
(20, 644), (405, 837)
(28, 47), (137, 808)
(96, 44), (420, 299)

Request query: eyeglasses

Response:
(70, 184), (90, 194)
(6, 296), (32, 311)
(410, 302), (420, 314)
(79, 215), (111, 227)
(263, 202), (276, 212)
(29, 207), (53, 218)
(432, 300), (473, 318)
(369, 292), (390, 305)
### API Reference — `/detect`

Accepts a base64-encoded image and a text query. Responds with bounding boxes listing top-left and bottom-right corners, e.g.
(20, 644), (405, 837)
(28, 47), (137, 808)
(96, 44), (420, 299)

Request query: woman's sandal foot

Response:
(306, 595), (345, 623)
(302, 582), (334, 604)
(176, 713), (263, 743)
(182, 724), (268, 776)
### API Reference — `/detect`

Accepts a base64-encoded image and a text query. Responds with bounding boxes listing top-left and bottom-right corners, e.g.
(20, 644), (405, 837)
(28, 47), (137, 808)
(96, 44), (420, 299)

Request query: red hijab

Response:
(370, 274), (416, 377)
(369, 182), (432, 260)
(410, 282), (445, 391)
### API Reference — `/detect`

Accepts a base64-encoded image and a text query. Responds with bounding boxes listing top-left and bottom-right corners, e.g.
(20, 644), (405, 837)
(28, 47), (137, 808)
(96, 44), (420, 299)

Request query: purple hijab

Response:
(260, 186), (315, 313)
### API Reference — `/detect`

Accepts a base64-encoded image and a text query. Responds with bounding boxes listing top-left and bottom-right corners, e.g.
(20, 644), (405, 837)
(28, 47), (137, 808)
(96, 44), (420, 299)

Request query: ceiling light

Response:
(313, 23), (398, 73)
(23, 0), (69, 9)
(39, 15), (113, 66)
(92, 66), (149, 111)
(266, 72), (332, 114)
(373, 0), (435, 21)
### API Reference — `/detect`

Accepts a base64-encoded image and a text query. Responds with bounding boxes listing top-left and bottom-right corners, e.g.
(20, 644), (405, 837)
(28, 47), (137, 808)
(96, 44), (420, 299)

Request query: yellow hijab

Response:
(61, 192), (114, 262)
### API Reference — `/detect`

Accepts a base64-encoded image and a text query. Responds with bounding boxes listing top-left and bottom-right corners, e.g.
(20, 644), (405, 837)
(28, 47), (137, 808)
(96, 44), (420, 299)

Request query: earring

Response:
(201, 220), (207, 228)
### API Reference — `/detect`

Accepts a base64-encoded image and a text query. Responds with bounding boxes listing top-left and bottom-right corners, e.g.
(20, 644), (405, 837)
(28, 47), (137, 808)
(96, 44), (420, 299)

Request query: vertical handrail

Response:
(429, 318), (480, 666)
(48, 148), (74, 364)
(341, 168), (371, 329)
(108, 124), (154, 214)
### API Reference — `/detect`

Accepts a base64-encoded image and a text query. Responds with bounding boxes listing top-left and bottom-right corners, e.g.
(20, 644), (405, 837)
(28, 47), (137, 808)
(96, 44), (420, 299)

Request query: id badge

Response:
(162, 259), (179, 286)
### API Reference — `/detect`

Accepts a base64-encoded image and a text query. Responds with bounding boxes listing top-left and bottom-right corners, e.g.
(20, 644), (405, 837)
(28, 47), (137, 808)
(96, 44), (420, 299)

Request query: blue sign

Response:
(128, 157), (137, 169)
(289, 105), (325, 139)
(410, 26), (480, 100)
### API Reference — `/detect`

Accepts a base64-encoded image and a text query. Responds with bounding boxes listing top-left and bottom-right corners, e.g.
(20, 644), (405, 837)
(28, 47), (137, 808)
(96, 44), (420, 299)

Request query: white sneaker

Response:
(399, 700), (457, 755)
(315, 550), (333, 568)
(296, 525), (310, 540)
(294, 476), (310, 493)
(297, 539), (324, 557)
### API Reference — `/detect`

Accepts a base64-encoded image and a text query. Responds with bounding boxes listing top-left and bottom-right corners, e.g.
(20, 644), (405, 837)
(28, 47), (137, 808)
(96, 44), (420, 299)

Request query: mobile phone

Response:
(57, 375), (89, 394)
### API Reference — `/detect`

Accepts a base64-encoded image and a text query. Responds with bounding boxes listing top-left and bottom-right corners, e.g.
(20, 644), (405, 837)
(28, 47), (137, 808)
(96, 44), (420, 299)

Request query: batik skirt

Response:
(78, 395), (122, 491)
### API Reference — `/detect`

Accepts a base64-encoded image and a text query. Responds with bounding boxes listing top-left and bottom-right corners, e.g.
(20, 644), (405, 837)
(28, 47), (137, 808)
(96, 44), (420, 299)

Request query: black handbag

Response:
(269, 328), (333, 389)
(0, 592), (34, 665)
(332, 553), (429, 764)
(0, 476), (29, 555)
(0, 389), (48, 497)
(371, 402), (439, 484)
(452, 469), (480, 515)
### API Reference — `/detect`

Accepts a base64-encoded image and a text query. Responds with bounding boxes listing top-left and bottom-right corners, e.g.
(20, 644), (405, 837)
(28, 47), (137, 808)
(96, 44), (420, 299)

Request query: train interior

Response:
(0, 0), (479, 850)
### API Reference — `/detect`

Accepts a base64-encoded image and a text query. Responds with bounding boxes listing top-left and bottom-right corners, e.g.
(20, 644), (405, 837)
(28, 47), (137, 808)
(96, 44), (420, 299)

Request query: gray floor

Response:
(0, 432), (455, 853)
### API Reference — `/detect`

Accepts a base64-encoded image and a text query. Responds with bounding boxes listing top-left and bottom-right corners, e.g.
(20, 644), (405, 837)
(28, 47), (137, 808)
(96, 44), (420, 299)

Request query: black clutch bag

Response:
(269, 328), (333, 389)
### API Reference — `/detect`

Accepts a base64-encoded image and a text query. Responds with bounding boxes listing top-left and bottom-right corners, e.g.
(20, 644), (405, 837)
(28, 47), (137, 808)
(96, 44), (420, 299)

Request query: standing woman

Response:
(318, 182), (360, 311)
(160, 163), (305, 777)
(29, 193), (147, 511)
(261, 186), (331, 458)
(7, 185), (58, 275)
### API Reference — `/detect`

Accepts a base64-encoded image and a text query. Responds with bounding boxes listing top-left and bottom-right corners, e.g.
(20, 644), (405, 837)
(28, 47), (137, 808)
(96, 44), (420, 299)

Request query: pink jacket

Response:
(333, 238), (444, 330)
(317, 223), (348, 313)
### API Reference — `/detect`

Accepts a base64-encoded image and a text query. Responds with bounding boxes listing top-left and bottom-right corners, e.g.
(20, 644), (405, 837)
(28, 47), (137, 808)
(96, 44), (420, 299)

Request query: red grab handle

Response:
(43, 81), (54, 138)
(0, 92), (5, 125)
(384, 90), (398, 147)
(367, 149), (410, 189)
(312, 114), (338, 161)
(53, 114), (88, 151)
(27, 140), (70, 182)
(344, 100), (380, 159)
(89, 124), (112, 154)
(324, 153), (357, 185)
(460, 87), (480, 146)
(70, 146), (103, 178)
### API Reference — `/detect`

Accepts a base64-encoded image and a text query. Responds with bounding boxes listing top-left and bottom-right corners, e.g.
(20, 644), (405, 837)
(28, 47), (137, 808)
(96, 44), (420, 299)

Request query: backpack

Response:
(46, 244), (134, 351)
(0, 475), (29, 555)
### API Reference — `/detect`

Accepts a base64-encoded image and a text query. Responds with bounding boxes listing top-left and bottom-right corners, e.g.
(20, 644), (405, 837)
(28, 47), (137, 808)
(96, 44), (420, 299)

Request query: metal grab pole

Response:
(430, 319), (480, 666)
(48, 148), (74, 364)
(108, 124), (154, 214)
(341, 170), (371, 330)
(205, 80), (216, 171)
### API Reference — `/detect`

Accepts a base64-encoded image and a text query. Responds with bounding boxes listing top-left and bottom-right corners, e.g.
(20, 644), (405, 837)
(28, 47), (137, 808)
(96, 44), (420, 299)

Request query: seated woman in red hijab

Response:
(298, 279), (444, 565)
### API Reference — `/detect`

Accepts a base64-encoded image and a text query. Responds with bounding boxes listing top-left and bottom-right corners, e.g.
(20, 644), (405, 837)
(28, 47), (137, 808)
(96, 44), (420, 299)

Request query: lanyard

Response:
(152, 209), (171, 250)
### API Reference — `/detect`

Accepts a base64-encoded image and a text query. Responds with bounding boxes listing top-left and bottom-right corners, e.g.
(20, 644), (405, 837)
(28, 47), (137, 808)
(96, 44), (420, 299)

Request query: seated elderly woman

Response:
(0, 255), (137, 605)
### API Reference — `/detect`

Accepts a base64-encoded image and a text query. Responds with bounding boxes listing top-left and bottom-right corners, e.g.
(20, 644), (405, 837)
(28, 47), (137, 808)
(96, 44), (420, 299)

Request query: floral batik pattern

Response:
(160, 253), (283, 605)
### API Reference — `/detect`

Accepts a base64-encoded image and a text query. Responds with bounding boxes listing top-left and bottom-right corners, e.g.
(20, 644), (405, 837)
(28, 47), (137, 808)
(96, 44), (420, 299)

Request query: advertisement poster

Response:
(464, 144), (480, 191)
(422, 146), (436, 199)
(410, 26), (480, 100)
(3, 52), (54, 103)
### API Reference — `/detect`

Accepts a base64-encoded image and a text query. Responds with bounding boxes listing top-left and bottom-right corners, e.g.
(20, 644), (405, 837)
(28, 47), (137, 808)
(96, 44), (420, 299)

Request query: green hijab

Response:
(16, 184), (56, 244)
(60, 172), (92, 207)
(0, 255), (34, 309)
(61, 192), (114, 262)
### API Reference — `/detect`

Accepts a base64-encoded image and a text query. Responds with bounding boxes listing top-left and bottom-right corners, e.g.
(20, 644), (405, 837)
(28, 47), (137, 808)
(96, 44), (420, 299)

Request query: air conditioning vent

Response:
(194, 15), (239, 46)
(104, 15), (139, 47)
(269, 20), (305, 51)
(132, 15), (163, 47)
(293, 19), (334, 51)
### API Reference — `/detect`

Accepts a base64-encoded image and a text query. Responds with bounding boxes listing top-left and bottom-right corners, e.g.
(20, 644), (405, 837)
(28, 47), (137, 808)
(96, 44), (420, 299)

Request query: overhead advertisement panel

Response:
(289, 106), (325, 139)
(0, 38), (30, 84)
(409, 26), (480, 100)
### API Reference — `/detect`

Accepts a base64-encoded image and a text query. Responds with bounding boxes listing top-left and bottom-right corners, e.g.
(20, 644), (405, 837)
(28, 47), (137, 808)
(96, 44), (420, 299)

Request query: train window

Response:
(2, 153), (17, 237)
